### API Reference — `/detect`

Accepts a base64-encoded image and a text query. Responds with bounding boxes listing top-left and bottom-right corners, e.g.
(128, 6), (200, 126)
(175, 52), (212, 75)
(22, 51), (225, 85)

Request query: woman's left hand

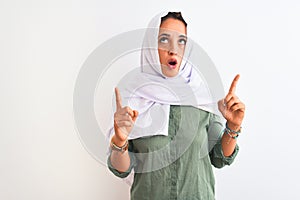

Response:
(218, 74), (245, 130)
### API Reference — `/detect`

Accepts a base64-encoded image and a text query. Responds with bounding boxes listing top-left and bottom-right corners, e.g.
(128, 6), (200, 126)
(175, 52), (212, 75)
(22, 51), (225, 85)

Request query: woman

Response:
(107, 12), (245, 200)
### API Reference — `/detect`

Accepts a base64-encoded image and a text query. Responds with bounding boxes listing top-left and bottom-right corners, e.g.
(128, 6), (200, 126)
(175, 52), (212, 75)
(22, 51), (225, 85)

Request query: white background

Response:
(1, 0), (300, 199)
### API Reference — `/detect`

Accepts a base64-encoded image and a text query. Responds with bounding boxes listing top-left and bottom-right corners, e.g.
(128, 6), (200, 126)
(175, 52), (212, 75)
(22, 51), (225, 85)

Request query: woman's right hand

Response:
(112, 87), (138, 146)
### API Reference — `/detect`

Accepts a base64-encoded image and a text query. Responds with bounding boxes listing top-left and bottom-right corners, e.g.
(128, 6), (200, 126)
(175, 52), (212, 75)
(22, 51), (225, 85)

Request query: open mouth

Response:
(167, 58), (178, 69)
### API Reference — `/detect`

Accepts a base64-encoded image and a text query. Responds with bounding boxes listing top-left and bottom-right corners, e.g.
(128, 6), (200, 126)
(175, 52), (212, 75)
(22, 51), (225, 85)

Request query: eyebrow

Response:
(158, 33), (170, 37)
(179, 35), (187, 39)
(159, 33), (187, 38)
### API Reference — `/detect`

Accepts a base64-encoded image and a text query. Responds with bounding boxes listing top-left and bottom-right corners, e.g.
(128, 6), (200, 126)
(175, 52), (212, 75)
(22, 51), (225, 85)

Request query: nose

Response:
(168, 49), (177, 55)
(168, 41), (178, 55)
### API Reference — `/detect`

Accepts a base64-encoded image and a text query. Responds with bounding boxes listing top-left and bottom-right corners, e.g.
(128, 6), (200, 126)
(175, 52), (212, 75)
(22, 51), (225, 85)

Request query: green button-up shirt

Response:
(108, 105), (239, 200)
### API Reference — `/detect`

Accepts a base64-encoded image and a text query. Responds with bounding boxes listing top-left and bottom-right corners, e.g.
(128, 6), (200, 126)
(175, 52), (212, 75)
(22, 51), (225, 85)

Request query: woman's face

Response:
(158, 18), (187, 77)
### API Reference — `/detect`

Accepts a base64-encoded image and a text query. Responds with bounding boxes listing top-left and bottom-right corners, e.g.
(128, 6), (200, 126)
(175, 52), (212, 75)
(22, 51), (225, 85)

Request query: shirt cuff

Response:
(217, 143), (240, 166)
(107, 151), (136, 178)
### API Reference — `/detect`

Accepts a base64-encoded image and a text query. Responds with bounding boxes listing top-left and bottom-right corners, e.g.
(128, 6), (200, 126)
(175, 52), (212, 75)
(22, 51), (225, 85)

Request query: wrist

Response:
(224, 122), (242, 141)
(226, 121), (241, 132)
(111, 135), (129, 153)
(111, 135), (127, 147)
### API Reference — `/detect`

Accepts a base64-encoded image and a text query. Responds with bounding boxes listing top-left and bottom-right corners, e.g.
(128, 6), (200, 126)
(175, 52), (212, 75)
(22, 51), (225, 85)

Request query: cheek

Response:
(158, 49), (167, 63)
(178, 46), (185, 56)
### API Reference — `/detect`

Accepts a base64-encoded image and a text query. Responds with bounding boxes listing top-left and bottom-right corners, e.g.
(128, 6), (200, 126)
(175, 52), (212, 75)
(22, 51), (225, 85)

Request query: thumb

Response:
(132, 110), (139, 122)
(218, 99), (226, 113)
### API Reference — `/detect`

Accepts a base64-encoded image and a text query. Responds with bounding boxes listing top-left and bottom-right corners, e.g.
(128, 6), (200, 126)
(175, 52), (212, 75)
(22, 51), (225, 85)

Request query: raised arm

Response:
(110, 87), (138, 173)
(218, 74), (245, 157)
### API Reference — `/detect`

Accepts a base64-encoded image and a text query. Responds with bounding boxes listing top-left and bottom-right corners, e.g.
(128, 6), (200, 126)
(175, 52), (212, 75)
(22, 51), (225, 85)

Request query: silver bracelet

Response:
(110, 139), (129, 152)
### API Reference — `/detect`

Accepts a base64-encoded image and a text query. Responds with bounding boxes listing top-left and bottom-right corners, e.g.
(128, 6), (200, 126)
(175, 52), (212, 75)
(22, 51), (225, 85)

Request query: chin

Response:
(162, 70), (179, 77)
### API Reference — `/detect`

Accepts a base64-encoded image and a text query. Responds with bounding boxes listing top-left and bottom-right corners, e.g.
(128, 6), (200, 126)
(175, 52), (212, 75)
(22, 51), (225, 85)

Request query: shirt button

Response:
(172, 181), (176, 186)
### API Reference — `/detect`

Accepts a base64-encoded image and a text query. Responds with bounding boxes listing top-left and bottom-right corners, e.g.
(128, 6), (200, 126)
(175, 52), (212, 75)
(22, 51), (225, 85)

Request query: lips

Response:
(167, 58), (178, 69)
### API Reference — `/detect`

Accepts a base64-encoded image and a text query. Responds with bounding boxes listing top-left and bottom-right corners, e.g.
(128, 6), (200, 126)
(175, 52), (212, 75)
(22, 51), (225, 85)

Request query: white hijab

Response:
(109, 11), (223, 140)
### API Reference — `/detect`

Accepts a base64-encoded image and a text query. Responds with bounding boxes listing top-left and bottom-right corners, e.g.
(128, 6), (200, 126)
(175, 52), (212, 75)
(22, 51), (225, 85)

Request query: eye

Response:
(159, 37), (169, 44)
(178, 38), (187, 45)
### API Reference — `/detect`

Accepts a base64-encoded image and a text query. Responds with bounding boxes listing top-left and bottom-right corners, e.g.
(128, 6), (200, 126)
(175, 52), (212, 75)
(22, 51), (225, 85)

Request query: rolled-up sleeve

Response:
(107, 141), (136, 178)
(209, 140), (239, 168)
(207, 113), (239, 169)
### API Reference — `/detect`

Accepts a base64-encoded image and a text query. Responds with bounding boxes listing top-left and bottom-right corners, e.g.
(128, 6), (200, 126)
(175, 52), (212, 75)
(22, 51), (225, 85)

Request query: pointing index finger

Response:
(229, 74), (240, 94)
(115, 87), (122, 110)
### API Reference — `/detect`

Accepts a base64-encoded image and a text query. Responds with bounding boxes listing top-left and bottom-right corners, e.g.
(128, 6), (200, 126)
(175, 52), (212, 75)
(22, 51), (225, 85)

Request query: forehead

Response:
(159, 18), (187, 36)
